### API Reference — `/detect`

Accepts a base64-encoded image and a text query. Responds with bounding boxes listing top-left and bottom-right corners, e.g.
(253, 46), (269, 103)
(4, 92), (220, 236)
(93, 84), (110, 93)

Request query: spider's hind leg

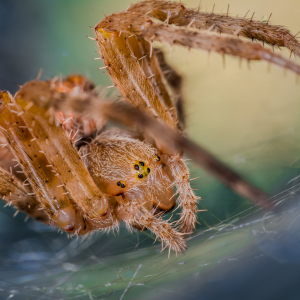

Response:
(0, 165), (49, 223)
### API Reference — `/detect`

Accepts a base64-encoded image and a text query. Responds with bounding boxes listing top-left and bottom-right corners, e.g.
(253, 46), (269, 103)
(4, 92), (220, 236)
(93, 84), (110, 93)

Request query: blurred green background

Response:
(1, 0), (300, 299)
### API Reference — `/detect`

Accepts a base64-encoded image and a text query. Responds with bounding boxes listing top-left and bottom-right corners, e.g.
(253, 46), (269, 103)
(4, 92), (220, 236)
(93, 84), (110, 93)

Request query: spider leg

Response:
(155, 49), (185, 129)
(0, 165), (97, 235)
(116, 196), (186, 253)
(129, 0), (300, 58)
(0, 165), (49, 223)
(96, 12), (300, 75)
(94, 27), (177, 131)
(126, 37), (180, 127)
(0, 91), (81, 232)
(0, 133), (27, 182)
(167, 155), (201, 233)
(0, 89), (116, 233)
(16, 82), (113, 222)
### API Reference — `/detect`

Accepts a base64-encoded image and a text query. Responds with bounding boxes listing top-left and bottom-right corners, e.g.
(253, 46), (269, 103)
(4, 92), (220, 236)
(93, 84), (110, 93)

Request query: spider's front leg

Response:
(117, 200), (186, 253)
(0, 165), (49, 223)
(0, 91), (79, 231)
(0, 86), (116, 234)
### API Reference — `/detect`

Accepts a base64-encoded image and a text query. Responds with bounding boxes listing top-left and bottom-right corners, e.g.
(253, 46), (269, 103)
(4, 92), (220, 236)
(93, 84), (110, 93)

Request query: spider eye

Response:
(139, 161), (145, 166)
(147, 168), (150, 173)
(121, 183), (125, 188)
(154, 154), (160, 161)
(138, 174), (143, 179)
(117, 181), (121, 186)
(134, 164), (139, 170)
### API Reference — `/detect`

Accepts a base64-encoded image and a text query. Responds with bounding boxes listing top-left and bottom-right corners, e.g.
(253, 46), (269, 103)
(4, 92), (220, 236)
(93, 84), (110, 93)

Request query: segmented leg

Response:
(155, 49), (185, 129)
(15, 82), (113, 225)
(151, 49), (199, 230)
(0, 166), (49, 223)
(0, 91), (80, 231)
(126, 37), (181, 129)
(94, 28), (177, 132)
(0, 86), (118, 234)
(0, 165), (106, 235)
(168, 156), (202, 233)
(129, 0), (300, 58)
(96, 12), (300, 75)
(116, 198), (186, 253)
(0, 133), (26, 181)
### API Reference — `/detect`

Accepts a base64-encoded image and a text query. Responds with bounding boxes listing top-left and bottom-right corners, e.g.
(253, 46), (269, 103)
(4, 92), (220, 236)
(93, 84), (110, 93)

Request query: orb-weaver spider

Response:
(0, 0), (299, 253)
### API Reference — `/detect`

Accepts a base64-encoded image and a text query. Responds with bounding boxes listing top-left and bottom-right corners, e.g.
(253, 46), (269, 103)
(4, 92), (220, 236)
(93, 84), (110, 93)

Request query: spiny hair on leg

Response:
(118, 202), (187, 252)
(129, 0), (300, 58)
(96, 10), (300, 75)
(168, 155), (201, 233)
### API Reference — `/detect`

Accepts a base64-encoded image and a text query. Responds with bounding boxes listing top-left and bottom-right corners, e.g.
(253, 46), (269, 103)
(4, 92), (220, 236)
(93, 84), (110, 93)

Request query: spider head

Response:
(82, 129), (163, 196)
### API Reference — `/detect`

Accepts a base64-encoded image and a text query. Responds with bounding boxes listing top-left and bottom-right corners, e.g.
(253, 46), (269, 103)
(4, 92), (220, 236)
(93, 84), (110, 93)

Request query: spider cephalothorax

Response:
(1, 0), (300, 253)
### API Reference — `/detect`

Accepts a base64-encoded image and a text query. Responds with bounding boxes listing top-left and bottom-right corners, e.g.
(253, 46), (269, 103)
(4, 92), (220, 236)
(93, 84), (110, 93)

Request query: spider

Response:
(0, 0), (300, 253)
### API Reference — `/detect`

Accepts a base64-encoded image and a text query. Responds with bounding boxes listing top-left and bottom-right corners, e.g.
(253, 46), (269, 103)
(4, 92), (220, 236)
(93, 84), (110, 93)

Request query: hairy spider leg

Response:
(96, 11), (300, 75)
(116, 195), (186, 253)
(129, 0), (300, 58)
(13, 81), (119, 229)
(0, 165), (49, 223)
(0, 91), (81, 232)
(94, 28), (177, 131)
(126, 36), (179, 126)
(155, 49), (185, 128)
(0, 164), (99, 235)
